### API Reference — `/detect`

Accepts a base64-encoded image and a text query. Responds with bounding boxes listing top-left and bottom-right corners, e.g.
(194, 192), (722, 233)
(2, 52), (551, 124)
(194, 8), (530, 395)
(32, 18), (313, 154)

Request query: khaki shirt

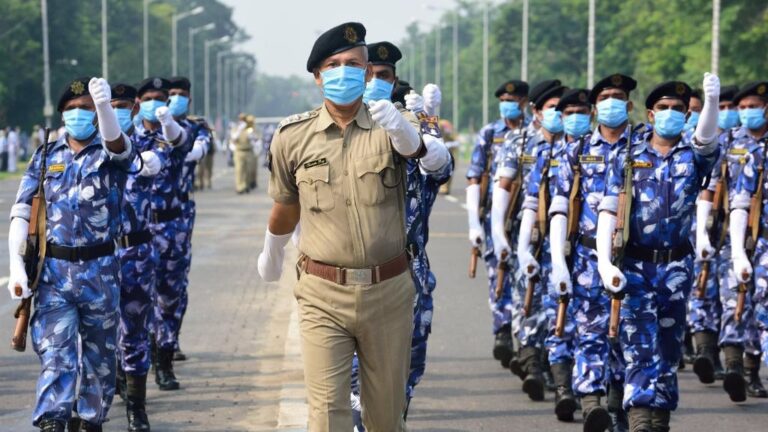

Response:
(269, 103), (420, 268)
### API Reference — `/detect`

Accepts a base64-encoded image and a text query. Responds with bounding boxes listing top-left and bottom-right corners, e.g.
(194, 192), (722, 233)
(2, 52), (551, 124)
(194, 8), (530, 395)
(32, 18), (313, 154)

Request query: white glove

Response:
(8, 218), (31, 300)
(404, 91), (425, 113)
(695, 199), (715, 262)
(257, 229), (293, 282)
(156, 106), (183, 142)
(369, 99), (422, 157)
(550, 214), (572, 296)
(466, 184), (484, 246)
(596, 211), (626, 293)
(419, 134), (450, 172)
(517, 209), (539, 278)
(89, 77), (121, 142)
(730, 209), (752, 284)
(491, 185), (511, 261)
(695, 72), (721, 146)
(291, 223), (301, 248)
(185, 140), (206, 162)
(138, 151), (161, 177)
(423, 84), (442, 116)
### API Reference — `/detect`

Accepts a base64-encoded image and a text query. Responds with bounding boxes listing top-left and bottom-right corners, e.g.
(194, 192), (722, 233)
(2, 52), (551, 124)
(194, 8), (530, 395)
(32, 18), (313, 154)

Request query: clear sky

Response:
(219, 0), (451, 77)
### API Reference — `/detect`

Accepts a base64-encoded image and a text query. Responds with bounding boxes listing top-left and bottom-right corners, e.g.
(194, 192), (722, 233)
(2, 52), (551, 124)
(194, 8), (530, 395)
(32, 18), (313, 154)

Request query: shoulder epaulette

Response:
(277, 109), (320, 131)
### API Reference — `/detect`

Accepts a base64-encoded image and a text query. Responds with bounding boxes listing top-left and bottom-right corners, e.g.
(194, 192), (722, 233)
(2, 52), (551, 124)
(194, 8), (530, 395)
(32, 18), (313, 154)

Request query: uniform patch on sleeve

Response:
(729, 148), (748, 155)
(303, 158), (328, 169)
(493, 137), (505, 144)
(631, 161), (653, 169)
(579, 155), (605, 164)
(48, 163), (65, 173)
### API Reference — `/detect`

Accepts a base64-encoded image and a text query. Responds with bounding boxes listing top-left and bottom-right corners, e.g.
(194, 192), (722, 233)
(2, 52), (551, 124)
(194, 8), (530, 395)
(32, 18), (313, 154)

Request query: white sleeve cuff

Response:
(522, 195), (538, 212)
(103, 132), (133, 160)
(495, 166), (515, 180)
(730, 191), (751, 211)
(549, 195), (569, 216)
(10, 203), (31, 221)
(598, 195), (619, 213)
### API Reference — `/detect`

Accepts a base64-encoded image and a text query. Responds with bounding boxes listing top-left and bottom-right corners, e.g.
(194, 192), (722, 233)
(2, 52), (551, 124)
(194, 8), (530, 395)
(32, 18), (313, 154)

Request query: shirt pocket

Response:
(633, 167), (661, 224)
(670, 163), (696, 205)
(296, 164), (334, 212)
(356, 151), (397, 206)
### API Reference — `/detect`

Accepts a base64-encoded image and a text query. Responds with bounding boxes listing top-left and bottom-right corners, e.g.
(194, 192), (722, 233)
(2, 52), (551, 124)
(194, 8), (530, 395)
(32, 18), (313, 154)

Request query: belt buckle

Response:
(345, 268), (373, 285)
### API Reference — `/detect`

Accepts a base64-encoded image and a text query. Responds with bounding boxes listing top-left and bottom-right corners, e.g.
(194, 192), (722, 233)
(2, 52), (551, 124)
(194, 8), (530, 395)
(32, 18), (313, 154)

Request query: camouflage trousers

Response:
(481, 218), (514, 334)
(31, 256), (120, 426)
(687, 255), (723, 334)
(515, 241), (549, 350)
(151, 217), (190, 351)
(620, 255), (692, 411)
(717, 246), (762, 354)
(749, 240), (768, 362)
(175, 199), (197, 348)
(118, 241), (156, 375)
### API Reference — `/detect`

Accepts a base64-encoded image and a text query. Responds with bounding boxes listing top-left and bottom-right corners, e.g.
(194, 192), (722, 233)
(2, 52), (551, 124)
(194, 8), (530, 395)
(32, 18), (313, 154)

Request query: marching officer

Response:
(7, 77), (134, 431)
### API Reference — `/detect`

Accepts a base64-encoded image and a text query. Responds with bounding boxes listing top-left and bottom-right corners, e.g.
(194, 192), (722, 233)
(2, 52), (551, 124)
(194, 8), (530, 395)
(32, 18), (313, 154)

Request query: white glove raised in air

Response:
(517, 209), (540, 278)
(549, 214), (572, 296)
(695, 199), (715, 262)
(257, 229), (293, 282)
(369, 99), (421, 156)
(404, 91), (425, 113)
(423, 84), (442, 116)
(156, 106), (184, 142)
(695, 72), (721, 146)
(89, 77), (122, 142)
(8, 218), (31, 300)
(466, 183), (484, 247)
(419, 134), (450, 172)
(185, 140), (206, 162)
(730, 208), (753, 284)
(596, 211), (626, 293)
(490, 185), (511, 261)
(138, 151), (161, 177)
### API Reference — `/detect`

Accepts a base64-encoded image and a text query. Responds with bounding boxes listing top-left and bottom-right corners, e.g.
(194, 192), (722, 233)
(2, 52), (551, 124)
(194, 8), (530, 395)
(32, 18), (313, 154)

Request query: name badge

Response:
(550, 159), (560, 167)
(729, 148), (748, 155)
(632, 161), (653, 169)
(493, 137), (505, 144)
(48, 163), (65, 173)
(580, 155), (604, 164)
(304, 158), (328, 169)
(521, 155), (536, 164)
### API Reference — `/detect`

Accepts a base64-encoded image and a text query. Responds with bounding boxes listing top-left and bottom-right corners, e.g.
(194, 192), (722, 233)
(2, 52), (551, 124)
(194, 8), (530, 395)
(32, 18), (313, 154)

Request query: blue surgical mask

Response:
(168, 95), (190, 117)
(140, 99), (167, 123)
(684, 111), (700, 132)
(320, 66), (367, 105)
(596, 98), (629, 128)
(115, 108), (134, 133)
(718, 109), (740, 130)
(653, 109), (686, 139)
(363, 78), (394, 104)
(499, 101), (522, 120)
(63, 108), (97, 140)
(739, 107), (767, 130)
(541, 108), (563, 133)
(563, 113), (591, 138)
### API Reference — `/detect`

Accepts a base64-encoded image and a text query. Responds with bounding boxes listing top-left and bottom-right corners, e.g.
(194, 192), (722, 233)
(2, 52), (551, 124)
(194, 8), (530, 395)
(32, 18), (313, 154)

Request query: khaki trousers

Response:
(196, 152), (214, 189)
(233, 149), (252, 192)
(295, 270), (414, 432)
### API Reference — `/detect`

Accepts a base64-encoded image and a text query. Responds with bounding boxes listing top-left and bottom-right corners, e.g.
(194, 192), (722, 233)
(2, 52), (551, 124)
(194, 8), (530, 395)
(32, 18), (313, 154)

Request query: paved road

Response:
(0, 158), (766, 431)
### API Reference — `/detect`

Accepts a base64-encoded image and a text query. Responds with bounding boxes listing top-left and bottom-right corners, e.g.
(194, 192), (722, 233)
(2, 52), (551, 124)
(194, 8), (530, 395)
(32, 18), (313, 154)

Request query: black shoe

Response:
(583, 406), (611, 432)
(115, 365), (127, 402)
(80, 422), (102, 432)
(155, 348), (180, 391)
(650, 409), (670, 432)
(608, 411), (629, 432)
(745, 354), (768, 398)
(543, 368), (556, 392)
(66, 416), (81, 432)
(509, 356), (526, 380)
(723, 366), (747, 402)
(554, 386), (577, 422)
(714, 348), (725, 381)
(39, 419), (65, 432)
(493, 325), (513, 368)
(173, 348), (187, 362)
(683, 330), (695, 365)
(127, 374), (151, 431)
(692, 332), (717, 384)
(519, 347), (545, 401)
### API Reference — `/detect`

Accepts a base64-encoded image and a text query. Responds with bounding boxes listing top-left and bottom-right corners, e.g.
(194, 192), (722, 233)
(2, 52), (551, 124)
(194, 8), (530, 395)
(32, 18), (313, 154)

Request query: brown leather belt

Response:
(299, 252), (409, 285)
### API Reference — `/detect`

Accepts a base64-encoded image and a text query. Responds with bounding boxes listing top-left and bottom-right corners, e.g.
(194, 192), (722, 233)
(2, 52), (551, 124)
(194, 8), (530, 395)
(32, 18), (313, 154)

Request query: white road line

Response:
(277, 304), (308, 431)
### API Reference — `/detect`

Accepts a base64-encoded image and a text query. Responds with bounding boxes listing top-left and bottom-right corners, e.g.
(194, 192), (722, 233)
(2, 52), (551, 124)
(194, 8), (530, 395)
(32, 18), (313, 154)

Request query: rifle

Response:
(608, 125), (634, 340)
(469, 246), (480, 278)
(555, 282), (569, 338)
(11, 128), (50, 352)
(495, 131), (527, 300)
(469, 129), (496, 279)
(524, 139), (554, 317)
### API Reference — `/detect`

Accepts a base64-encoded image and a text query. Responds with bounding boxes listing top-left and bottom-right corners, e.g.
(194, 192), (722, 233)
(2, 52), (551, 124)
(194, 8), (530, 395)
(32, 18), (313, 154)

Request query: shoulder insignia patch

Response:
(48, 163), (65, 173)
(580, 155), (605, 164)
(632, 161), (653, 169)
(277, 110), (319, 130)
(303, 158), (328, 169)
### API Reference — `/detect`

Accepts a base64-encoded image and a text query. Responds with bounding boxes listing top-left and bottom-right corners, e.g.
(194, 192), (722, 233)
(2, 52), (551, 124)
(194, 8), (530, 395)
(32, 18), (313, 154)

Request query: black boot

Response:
(155, 347), (180, 390)
(744, 353), (767, 398)
(542, 354), (556, 392)
(714, 345), (725, 380)
(683, 329), (695, 365)
(493, 324), (514, 368)
(66, 416), (81, 432)
(509, 334), (526, 380)
(627, 407), (652, 432)
(127, 374), (151, 431)
(607, 380), (628, 432)
(173, 348), (187, 361)
(39, 419), (65, 432)
(149, 334), (158, 374)
(722, 344), (747, 402)
(551, 362), (576, 421)
(650, 409), (670, 432)
(80, 422), (102, 432)
(115, 364), (127, 402)
(519, 347), (545, 401)
(692, 331), (717, 384)
(581, 393), (610, 432)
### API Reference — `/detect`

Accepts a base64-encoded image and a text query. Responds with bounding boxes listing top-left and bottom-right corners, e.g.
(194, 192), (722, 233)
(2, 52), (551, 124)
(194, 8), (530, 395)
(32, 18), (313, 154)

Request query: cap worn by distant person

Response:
(645, 81), (692, 109)
(556, 88), (591, 112)
(494, 80), (529, 98)
(167, 76), (191, 91)
(367, 41), (402, 68)
(306, 22), (367, 72)
(110, 83), (138, 101)
(718, 85), (739, 102)
(589, 73), (637, 104)
(57, 77), (93, 112)
(529, 79), (562, 107)
(533, 84), (567, 110)
(733, 82), (768, 105)
(136, 77), (170, 97)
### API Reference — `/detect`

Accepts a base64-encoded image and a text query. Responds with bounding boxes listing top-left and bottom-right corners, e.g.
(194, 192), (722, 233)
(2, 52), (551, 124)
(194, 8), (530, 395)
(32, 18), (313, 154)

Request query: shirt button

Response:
(346, 199), (351, 206)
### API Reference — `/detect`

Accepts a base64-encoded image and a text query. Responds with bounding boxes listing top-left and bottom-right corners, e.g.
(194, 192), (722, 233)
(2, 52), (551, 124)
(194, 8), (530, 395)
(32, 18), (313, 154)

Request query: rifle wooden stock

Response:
(735, 283), (747, 323)
(495, 252), (509, 301)
(523, 272), (537, 318)
(478, 172), (490, 220)
(555, 291), (569, 338)
(11, 298), (31, 352)
(608, 276), (624, 339)
(696, 260), (710, 299)
(469, 246), (480, 278)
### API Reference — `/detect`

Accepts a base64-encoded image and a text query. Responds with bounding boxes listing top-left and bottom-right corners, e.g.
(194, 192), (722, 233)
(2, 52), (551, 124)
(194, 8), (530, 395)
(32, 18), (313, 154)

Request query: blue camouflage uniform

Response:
(728, 128), (768, 360)
(12, 133), (133, 426)
(118, 130), (171, 376)
(599, 129), (719, 410)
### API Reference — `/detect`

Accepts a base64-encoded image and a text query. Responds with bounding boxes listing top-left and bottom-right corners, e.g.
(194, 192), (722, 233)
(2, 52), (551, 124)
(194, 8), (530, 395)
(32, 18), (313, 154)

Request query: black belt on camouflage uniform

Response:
(46, 241), (115, 262)
(119, 230), (153, 249)
(624, 242), (693, 264)
(152, 207), (183, 223)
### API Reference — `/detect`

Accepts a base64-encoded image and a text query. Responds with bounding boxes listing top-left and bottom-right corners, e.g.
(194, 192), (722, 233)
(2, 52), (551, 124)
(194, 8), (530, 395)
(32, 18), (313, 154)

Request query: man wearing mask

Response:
(257, 23), (424, 431)
(467, 79), (529, 369)
(7, 77), (134, 432)
(596, 75), (721, 431)
(718, 85), (740, 132)
(684, 89), (703, 134)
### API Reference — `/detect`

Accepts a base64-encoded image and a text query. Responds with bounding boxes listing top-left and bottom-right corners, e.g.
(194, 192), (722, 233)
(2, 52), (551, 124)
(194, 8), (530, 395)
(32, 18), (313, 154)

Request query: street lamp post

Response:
(452, 10), (459, 130)
(188, 23), (215, 111)
(435, 24), (441, 87)
(41, 0), (53, 128)
(172, 6), (204, 76)
(101, 0), (108, 79)
(482, 1), (489, 126)
(587, 0), (595, 87)
(521, 0), (528, 81)
(204, 35), (231, 119)
(142, 0), (158, 77)
(217, 51), (238, 126)
(712, 0), (720, 74)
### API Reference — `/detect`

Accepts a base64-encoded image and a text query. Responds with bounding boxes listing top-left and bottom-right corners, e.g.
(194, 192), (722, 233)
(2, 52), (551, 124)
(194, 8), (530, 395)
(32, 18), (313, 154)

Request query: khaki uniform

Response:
(269, 103), (419, 432)
(233, 126), (255, 192)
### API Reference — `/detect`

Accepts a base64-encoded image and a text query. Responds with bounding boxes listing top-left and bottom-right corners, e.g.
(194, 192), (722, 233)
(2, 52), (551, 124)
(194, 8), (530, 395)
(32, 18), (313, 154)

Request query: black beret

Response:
(110, 83), (137, 101)
(719, 85), (738, 102)
(306, 22), (366, 72)
(534, 85), (567, 110)
(392, 80), (412, 106)
(733, 82), (768, 105)
(690, 88), (702, 100)
(556, 88), (591, 112)
(529, 80), (561, 106)
(494, 80), (528, 98)
(367, 42), (402, 67)
(645, 81), (692, 109)
(57, 77), (93, 112)
(136, 77), (170, 97)
(589, 74), (637, 104)
(168, 76), (191, 91)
